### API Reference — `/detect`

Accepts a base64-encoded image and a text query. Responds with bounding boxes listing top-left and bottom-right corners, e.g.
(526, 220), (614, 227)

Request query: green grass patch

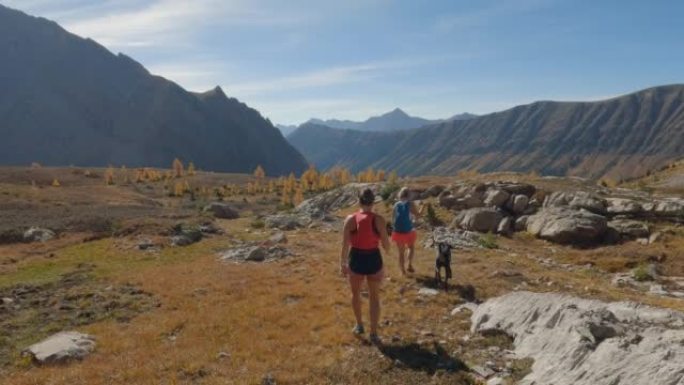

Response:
(477, 233), (499, 249)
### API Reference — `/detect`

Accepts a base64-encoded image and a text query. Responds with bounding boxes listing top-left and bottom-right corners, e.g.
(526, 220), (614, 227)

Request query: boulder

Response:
(494, 182), (536, 197)
(219, 245), (292, 263)
(268, 232), (288, 245)
(427, 227), (481, 249)
(295, 183), (380, 217)
(456, 194), (484, 209)
(203, 202), (239, 219)
(264, 214), (312, 230)
(439, 194), (460, 209)
(171, 227), (203, 246)
(526, 207), (607, 245)
(497, 217), (513, 236)
(246, 247), (268, 262)
(653, 198), (684, 219)
(421, 185), (445, 198)
(471, 291), (684, 385)
(483, 189), (510, 208)
(509, 194), (529, 214)
(544, 191), (607, 215)
(607, 219), (649, 239)
(606, 198), (644, 216)
(24, 331), (95, 364)
(453, 208), (503, 233)
(23, 227), (55, 242)
(514, 215), (529, 232)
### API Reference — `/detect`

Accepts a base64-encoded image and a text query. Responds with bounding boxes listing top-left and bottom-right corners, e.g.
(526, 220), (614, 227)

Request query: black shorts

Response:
(349, 248), (383, 275)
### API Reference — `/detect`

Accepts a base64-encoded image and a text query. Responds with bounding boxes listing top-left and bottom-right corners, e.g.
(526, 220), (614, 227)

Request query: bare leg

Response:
(396, 243), (407, 276)
(407, 244), (415, 272)
(367, 279), (382, 336)
(349, 275), (364, 327)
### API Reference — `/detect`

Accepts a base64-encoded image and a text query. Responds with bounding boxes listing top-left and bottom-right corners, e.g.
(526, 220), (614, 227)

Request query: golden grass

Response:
(2, 172), (684, 384)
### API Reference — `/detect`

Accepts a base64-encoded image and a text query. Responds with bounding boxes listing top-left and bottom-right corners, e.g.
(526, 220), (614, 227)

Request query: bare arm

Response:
(375, 215), (391, 252)
(339, 215), (354, 275)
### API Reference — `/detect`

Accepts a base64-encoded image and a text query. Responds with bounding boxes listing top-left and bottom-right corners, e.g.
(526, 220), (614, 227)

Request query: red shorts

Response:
(392, 230), (417, 246)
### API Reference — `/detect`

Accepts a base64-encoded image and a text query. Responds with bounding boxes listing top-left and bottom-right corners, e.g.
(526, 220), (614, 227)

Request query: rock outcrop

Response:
(203, 203), (239, 219)
(472, 291), (684, 385)
(526, 207), (607, 244)
(453, 208), (503, 233)
(24, 331), (96, 364)
(23, 227), (55, 243)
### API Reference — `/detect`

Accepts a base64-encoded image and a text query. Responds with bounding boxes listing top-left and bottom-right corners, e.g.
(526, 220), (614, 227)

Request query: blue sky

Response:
(5, 0), (684, 125)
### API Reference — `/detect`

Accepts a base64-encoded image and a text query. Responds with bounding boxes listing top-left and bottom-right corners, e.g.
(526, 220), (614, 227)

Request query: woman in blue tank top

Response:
(391, 187), (423, 276)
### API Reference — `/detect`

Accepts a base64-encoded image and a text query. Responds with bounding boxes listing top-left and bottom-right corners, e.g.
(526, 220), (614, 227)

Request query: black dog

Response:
(435, 242), (453, 290)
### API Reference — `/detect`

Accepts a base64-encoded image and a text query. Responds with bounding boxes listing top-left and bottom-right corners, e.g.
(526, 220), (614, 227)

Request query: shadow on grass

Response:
(378, 341), (468, 375)
(413, 275), (478, 303)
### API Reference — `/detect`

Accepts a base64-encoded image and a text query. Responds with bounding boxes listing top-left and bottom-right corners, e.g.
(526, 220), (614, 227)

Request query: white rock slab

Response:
(24, 331), (95, 364)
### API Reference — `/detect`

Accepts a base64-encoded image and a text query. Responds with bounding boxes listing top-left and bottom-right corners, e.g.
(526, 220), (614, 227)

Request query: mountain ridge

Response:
(288, 84), (684, 179)
(0, 4), (307, 175)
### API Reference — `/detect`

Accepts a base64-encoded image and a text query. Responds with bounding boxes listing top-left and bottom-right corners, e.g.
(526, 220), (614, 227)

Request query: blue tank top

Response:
(393, 201), (413, 233)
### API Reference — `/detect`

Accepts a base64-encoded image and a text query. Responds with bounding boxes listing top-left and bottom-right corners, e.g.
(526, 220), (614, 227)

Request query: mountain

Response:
(275, 124), (298, 136)
(0, 5), (307, 175)
(447, 112), (479, 121)
(307, 108), (443, 132)
(288, 85), (684, 179)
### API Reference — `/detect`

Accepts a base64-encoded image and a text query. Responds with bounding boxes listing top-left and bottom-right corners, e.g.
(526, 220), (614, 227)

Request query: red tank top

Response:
(350, 211), (380, 250)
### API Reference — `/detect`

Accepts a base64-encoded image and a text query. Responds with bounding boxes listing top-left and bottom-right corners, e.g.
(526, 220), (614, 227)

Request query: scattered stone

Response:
(199, 222), (223, 234)
(203, 202), (239, 219)
(268, 232), (288, 245)
(454, 208), (503, 233)
(649, 284), (668, 296)
(526, 207), (607, 245)
(648, 231), (662, 244)
(472, 291), (684, 385)
(263, 214), (312, 230)
(137, 238), (155, 250)
(450, 303), (478, 316)
(23, 227), (55, 243)
(171, 228), (202, 246)
(418, 287), (439, 296)
(471, 365), (495, 378)
(487, 377), (506, 385)
(219, 245), (293, 263)
(261, 374), (277, 385)
(23, 331), (95, 364)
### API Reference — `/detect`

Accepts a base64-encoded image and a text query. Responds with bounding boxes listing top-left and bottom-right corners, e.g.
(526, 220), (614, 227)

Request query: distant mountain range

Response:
(288, 85), (684, 179)
(277, 108), (476, 135)
(0, 5), (307, 175)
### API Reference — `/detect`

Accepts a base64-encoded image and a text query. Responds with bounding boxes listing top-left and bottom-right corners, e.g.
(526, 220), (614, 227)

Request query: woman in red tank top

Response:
(340, 188), (390, 344)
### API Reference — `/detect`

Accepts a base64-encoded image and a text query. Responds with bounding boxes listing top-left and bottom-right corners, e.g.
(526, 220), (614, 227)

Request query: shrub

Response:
(380, 183), (400, 201)
(632, 264), (653, 282)
(425, 203), (443, 226)
(478, 233), (498, 249)
(250, 219), (265, 229)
